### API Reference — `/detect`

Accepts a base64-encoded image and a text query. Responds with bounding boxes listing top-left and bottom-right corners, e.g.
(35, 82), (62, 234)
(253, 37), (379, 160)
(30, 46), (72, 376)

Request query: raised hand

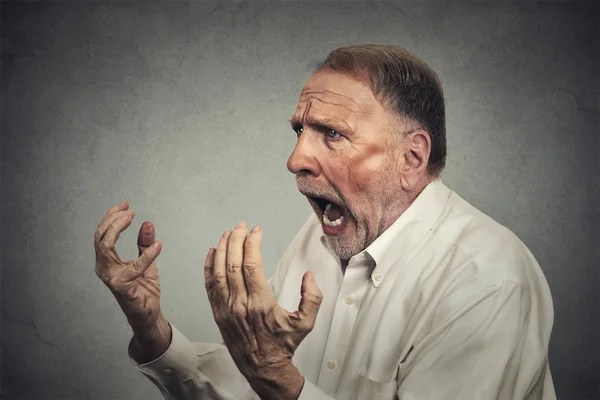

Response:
(94, 201), (170, 361)
(204, 221), (323, 400)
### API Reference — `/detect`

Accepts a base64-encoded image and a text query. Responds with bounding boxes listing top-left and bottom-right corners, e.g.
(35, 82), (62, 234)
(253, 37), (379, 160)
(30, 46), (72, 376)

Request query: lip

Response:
(322, 214), (349, 236)
(306, 196), (349, 236)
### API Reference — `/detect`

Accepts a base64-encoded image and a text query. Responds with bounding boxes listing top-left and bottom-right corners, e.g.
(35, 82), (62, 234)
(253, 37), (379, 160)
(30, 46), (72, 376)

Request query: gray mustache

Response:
(296, 177), (346, 208)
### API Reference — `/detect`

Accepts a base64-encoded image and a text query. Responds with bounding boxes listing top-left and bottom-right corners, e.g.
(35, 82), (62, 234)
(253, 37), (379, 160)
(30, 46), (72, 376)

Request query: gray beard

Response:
(321, 219), (369, 261)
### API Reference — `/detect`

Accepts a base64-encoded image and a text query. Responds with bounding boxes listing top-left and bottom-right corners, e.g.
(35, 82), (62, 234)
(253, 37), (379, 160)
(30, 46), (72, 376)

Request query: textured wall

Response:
(1, 2), (598, 399)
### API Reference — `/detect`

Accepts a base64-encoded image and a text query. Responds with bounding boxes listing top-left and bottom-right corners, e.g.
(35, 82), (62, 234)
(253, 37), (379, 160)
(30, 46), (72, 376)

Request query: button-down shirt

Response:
(131, 178), (556, 399)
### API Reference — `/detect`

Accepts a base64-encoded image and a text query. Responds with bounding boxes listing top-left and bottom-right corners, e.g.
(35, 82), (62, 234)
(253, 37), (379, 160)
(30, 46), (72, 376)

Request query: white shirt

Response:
(132, 178), (556, 400)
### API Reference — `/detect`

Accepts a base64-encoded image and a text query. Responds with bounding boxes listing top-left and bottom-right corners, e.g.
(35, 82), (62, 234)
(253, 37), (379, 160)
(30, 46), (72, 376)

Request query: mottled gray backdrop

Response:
(1, 2), (598, 400)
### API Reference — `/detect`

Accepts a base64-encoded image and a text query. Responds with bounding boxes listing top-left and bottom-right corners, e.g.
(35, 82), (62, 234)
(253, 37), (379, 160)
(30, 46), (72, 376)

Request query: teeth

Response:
(323, 214), (344, 227)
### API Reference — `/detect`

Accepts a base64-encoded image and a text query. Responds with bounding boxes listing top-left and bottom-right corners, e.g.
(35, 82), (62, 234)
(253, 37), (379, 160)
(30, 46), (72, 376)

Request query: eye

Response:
(292, 123), (304, 137)
(324, 128), (342, 139)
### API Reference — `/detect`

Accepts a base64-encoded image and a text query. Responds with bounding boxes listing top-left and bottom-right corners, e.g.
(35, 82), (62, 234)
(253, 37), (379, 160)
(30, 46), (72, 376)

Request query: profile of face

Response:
(287, 68), (412, 260)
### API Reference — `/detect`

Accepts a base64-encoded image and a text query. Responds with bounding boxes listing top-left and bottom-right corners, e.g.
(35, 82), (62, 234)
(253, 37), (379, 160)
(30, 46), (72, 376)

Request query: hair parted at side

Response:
(320, 44), (447, 178)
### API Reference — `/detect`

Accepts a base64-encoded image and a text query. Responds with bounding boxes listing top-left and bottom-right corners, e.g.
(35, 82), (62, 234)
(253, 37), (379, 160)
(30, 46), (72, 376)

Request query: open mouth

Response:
(309, 196), (346, 228)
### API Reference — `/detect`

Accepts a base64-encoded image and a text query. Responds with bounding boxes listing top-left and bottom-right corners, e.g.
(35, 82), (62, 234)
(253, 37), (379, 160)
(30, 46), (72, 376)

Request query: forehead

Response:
(292, 69), (383, 119)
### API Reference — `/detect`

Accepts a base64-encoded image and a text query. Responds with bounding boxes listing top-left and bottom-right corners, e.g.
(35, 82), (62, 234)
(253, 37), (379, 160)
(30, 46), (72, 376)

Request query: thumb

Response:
(124, 240), (162, 281)
(297, 271), (323, 329)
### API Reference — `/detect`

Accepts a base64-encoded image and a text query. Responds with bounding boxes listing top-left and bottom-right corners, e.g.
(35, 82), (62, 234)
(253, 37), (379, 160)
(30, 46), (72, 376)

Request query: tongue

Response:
(326, 203), (344, 220)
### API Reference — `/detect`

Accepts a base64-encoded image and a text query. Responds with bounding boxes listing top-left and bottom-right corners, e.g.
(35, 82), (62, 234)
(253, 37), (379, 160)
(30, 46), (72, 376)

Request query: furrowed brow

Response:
(307, 115), (355, 135)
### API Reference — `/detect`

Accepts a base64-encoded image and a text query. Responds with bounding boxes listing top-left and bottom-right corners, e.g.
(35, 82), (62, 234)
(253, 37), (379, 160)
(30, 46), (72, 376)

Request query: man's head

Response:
(287, 44), (446, 260)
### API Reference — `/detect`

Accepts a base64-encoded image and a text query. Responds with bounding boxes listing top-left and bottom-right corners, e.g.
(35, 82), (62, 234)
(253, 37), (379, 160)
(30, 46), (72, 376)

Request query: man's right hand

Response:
(94, 201), (171, 363)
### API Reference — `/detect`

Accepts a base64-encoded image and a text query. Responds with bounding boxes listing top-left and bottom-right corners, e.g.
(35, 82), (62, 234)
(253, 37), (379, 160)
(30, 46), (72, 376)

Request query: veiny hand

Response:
(94, 201), (170, 361)
(204, 221), (323, 400)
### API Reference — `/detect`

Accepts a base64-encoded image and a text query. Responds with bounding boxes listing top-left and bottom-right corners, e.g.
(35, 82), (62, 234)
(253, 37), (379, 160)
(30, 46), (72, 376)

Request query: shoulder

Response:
(430, 188), (539, 287)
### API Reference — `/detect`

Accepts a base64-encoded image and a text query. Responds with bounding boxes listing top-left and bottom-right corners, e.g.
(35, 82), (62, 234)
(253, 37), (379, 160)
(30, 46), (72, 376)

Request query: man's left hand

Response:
(204, 221), (323, 400)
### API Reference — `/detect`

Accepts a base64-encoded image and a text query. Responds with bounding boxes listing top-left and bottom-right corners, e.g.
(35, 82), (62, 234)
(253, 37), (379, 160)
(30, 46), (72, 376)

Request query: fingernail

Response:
(119, 201), (128, 208)
(235, 221), (247, 229)
(153, 241), (161, 249)
(251, 226), (261, 233)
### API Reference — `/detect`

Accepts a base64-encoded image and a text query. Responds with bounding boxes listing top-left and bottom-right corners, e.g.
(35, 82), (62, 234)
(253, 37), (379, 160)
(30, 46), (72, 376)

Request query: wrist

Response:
(248, 361), (305, 400)
(133, 314), (171, 343)
(129, 315), (172, 364)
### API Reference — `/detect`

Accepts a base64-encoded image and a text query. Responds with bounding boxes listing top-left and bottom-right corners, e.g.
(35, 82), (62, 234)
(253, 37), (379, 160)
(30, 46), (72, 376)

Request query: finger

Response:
(226, 221), (249, 305)
(243, 226), (270, 298)
(96, 210), (135, 260)
(204, 248), (216, 291)
(123, 240), (162, 281)
(95, 201), (129, 246)
(296, 271), (323, 330)
(213, 230), (232, 302)
(137, 221), (156, 257)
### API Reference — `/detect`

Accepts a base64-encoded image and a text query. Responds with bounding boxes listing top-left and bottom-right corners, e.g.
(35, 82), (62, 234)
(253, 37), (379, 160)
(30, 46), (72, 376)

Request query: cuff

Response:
(129, 324), (198, 385)
(298, 379), (332, 400)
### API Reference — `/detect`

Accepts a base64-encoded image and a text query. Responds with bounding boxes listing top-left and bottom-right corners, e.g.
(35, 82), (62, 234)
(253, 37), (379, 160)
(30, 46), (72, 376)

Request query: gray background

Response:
(1, 1), (598, 399)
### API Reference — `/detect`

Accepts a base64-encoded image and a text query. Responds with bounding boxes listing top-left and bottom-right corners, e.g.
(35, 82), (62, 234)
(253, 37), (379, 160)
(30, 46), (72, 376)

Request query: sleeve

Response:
(397, 281), (555, 400)
(129, 324), (259, 400)
(298, 380), (336, 400)
(130, 215), (325, 399)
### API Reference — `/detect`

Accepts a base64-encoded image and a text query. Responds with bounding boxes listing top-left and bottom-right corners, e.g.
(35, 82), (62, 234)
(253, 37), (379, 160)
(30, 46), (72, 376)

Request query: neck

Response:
(378, 175), (435, 234)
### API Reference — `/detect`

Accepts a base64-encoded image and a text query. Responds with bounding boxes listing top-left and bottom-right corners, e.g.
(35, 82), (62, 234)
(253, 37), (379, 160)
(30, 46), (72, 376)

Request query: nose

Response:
(287, 132), (321, 177)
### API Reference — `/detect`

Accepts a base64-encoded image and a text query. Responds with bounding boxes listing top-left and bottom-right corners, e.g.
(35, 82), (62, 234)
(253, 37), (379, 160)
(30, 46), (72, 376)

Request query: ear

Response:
(399, 129), (431, 190)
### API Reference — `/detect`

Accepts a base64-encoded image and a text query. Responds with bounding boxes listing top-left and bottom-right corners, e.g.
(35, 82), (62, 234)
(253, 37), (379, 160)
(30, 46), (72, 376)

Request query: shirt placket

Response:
(316, 254), (373, 394)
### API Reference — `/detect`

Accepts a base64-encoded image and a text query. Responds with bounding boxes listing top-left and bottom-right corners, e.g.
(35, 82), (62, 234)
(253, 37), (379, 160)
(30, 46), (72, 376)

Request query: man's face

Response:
(287, 68), (407, 260)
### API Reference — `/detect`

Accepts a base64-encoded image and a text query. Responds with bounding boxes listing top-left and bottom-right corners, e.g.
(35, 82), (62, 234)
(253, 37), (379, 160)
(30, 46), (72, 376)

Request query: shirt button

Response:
(327, 360), (336, 369)
(162, 368), (172, 377)
(374, 272), (383, 281)
(345, 295), (355, 305)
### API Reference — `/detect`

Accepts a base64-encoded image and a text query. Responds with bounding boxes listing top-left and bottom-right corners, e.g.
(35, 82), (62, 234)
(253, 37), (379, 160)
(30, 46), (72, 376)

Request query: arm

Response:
(130, 323), (255, 400)
(94, 202), (256, 399)
(397, 281), (555, 400)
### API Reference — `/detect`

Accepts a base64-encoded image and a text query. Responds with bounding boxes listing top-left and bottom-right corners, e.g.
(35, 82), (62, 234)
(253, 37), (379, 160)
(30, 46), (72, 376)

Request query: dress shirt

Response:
(131, 178), (556, 400)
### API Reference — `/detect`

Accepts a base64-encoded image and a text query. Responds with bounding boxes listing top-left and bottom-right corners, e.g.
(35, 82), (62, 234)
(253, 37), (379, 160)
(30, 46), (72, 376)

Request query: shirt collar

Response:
(320, 178), (451, 287)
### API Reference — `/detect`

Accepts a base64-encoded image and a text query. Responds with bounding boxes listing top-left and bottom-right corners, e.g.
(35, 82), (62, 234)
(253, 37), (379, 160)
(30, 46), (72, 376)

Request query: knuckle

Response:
(131, 259), (144, 272)
(226, 262), (242, 273)
(213, 311), (225, 324)
(213, 271), (227, 284)
(242, 260), (259, 271)
(306, 293), (323, 306)
(231, 304), (247, 318)
(98, 241), (111, 256)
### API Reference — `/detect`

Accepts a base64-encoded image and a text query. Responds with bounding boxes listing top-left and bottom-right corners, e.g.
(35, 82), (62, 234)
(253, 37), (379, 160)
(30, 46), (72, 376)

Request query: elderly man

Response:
(95, 45), (556, 399)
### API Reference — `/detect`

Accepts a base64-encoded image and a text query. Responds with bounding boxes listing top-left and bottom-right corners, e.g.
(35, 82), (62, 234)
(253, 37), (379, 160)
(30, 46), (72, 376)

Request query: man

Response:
(94, 45), (556, 399)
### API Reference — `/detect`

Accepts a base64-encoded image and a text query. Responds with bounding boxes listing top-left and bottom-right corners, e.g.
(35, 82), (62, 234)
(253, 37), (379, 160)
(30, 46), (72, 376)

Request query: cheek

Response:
(349, 146), (391, 192)
(328, 145), (391, 196)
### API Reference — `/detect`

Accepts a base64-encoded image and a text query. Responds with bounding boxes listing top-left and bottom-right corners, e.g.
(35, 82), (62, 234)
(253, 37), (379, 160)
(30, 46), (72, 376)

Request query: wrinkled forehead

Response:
(292, 69), (381, 120)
